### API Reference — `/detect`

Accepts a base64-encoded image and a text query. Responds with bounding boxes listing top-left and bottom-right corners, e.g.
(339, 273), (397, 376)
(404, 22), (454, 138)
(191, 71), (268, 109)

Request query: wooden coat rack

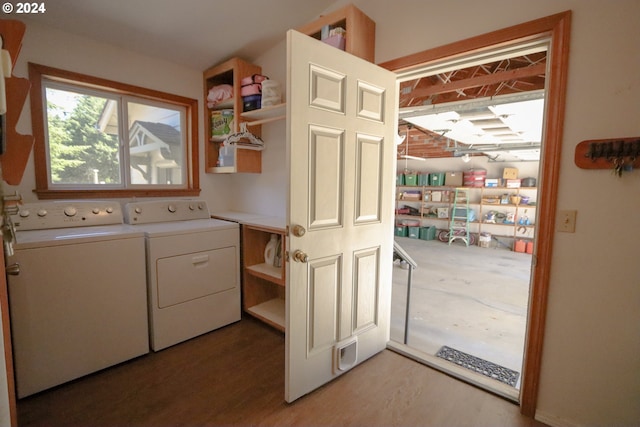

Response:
(0, 19), (34, 185)
(574, 136), (640, 175)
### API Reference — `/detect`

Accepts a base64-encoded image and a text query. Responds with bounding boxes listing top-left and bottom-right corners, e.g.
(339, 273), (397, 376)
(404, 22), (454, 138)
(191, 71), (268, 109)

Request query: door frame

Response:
(379, 11), (571, 417)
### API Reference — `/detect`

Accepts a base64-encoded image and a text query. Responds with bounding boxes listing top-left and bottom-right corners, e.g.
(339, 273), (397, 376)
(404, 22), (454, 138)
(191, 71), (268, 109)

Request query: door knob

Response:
(292, 224), (306, 237)
(6, 263), (20, 276)
(292, 250), (308, 263)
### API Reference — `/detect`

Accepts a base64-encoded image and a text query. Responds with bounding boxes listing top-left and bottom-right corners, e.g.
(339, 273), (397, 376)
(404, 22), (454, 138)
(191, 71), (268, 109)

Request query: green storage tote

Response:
(394, 225), (408, 237)
(429, 173), (445, 186)
(404, 173), (418, 186)
(419, 226), (436, 240)
(408, 226), (421, 239)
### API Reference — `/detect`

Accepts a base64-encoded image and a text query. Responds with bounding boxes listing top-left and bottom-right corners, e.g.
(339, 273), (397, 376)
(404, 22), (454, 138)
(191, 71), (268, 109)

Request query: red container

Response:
(514, 240), (526, 253)
(526, 241), (534, 254)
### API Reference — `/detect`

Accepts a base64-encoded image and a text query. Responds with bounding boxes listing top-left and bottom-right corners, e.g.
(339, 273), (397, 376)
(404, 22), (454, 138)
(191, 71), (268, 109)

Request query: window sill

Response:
(34, 188), (201, 200)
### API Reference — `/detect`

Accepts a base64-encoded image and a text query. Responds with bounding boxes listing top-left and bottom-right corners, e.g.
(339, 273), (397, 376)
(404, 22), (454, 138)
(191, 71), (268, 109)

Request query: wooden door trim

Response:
(379, 11), (572, 417)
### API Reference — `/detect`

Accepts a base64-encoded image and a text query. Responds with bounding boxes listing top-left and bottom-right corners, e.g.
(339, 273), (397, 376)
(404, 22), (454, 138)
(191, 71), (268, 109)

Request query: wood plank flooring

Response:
(17, 317), (547, 426)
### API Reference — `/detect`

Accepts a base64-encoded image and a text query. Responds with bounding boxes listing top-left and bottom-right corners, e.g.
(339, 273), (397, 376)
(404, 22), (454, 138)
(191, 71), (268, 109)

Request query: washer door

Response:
(156, 246), (237, 308)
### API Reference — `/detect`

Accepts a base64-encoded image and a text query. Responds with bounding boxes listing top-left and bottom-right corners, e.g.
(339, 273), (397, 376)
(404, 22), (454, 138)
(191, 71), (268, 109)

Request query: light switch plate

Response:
(557, 210), (577, 233)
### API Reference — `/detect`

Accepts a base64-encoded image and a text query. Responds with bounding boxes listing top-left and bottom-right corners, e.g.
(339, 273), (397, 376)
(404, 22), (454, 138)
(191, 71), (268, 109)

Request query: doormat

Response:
(435, 346), (520, 387)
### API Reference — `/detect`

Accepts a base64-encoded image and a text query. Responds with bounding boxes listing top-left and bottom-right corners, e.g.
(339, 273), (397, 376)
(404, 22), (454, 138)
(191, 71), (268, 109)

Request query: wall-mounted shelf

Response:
(241, 103), (286, 126)
(296, 4), (376, 62)
(203, 57), (262, 174)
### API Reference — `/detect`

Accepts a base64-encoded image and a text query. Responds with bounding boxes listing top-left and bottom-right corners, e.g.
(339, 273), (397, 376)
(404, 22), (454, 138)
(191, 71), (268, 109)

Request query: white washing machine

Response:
(7, 201), (149, 398)
(123, 199), (240, 351)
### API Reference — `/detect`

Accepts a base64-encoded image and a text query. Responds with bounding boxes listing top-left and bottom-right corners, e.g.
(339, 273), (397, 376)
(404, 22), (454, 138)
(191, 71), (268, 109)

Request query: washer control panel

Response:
(123, 199), (210, 224)
(11, 201), (123, 230)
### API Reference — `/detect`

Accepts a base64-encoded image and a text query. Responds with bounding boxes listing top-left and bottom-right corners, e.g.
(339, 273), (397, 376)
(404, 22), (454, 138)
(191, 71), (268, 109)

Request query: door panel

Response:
(309, 64), (346, 113)
(286, 29), (397, 402)
(355, 134), (383, 223)
(308, 125), (344, 229)
(308, 255), (341, 354)
(353, 247), (380, 332)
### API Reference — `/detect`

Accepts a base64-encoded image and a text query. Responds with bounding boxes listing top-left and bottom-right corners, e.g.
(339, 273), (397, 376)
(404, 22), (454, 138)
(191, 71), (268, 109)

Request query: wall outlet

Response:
(557, 210), (577, 233)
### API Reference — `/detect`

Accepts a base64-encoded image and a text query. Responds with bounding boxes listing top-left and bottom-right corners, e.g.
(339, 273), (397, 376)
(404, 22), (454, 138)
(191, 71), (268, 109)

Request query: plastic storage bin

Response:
(429, 173), (445, 186)
(395, 225), (408, 237)
(419, 226), (436, 240)
(404, 173), (417, 186)
(408, 226), (421, 239)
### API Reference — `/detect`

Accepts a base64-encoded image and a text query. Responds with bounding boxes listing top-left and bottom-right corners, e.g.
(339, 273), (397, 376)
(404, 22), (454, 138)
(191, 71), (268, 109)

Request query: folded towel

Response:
(207, 84), (233, 108)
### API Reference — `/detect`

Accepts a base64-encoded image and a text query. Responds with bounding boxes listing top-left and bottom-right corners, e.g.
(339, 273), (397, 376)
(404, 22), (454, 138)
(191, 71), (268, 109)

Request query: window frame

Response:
(29, 63), (200, 199)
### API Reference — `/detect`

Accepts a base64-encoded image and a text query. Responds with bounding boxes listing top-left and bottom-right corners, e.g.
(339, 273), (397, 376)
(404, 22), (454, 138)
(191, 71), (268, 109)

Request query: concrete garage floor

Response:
(390, 236), (533, 390)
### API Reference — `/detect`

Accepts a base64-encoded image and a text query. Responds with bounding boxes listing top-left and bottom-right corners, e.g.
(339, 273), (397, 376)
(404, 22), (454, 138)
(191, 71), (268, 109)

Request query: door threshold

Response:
(387, 341), (520, 403)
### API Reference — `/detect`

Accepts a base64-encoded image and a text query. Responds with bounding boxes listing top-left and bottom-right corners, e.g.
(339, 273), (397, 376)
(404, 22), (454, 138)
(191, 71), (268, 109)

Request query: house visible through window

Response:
(29, 63), (199, 198)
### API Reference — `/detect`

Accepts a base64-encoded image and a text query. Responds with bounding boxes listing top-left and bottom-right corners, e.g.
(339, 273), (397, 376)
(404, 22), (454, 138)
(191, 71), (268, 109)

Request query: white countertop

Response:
(211, 211), (286, 232)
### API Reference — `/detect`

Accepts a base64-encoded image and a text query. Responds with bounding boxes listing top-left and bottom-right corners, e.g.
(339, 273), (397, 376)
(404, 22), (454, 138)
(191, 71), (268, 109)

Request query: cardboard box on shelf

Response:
(445, 172), (463, 187)
(503, 167), (519, 179)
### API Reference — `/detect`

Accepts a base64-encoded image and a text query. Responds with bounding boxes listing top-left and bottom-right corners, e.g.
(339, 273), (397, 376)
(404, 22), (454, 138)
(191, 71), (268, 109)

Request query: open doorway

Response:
(380, 11), (571, 415)
(389, 45), (545, 401)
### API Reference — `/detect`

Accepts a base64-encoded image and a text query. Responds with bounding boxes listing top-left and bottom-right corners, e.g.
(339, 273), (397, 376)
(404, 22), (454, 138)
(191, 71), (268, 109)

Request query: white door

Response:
(286, 30), (398, 402)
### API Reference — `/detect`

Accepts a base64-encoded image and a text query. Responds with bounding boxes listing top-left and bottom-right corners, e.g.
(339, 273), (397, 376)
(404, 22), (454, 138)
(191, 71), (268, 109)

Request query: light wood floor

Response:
(18, 317), (547, 426)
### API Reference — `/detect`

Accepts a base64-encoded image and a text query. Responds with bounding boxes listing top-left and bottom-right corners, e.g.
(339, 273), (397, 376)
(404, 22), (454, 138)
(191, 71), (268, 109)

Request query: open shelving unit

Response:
(395, 184), (537, 244)
(203, 57), (262, 174)
(241, 223), (286, 331)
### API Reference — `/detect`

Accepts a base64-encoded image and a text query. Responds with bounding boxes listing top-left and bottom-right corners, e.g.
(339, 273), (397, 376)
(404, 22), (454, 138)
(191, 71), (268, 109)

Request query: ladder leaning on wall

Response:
(449, 188), (471, 246)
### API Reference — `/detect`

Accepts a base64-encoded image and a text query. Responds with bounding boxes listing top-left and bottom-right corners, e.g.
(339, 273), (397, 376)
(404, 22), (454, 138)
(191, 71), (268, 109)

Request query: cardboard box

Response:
(445, 172), (463, 187)
(401, 190), (421, 200)
(506, 179), (521, 188)
(503, 167), (519, 179)
(484, 178), (499, 187)
(437, 207), (449, 218)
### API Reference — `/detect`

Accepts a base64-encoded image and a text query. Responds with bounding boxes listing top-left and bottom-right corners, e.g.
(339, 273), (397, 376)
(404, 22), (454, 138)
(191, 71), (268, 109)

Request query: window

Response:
(29, 63), (200, 198)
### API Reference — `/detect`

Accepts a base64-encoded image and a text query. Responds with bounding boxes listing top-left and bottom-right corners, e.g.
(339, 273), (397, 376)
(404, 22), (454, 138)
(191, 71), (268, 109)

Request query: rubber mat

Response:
(436, 346), (520, 387)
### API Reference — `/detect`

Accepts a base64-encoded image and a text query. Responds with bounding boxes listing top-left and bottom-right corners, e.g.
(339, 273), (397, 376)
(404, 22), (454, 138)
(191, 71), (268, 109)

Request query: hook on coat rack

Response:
(575, 136), (640, 173)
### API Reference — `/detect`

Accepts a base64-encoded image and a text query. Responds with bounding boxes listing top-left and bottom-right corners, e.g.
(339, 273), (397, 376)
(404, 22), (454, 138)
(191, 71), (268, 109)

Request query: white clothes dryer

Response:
(123, 199), (240, 351)
(7, 201), (149, 398)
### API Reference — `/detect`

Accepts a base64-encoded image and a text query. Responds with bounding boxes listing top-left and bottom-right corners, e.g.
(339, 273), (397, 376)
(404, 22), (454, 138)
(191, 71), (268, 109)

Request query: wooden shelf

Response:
(241, 103), (286, 126)
(241, 224), (286, 331)
(296, 4), (376, 62)
(203, 57), (262, 173)
(396, 183), (538, 242)
(246, 263), (284, 286)
(246, 298), (285, 332)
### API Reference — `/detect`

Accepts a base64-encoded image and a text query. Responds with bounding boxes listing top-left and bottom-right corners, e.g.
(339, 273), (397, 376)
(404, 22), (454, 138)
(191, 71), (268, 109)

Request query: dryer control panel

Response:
(123, 199), (210, 224)
(11, 201), (124, 230)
